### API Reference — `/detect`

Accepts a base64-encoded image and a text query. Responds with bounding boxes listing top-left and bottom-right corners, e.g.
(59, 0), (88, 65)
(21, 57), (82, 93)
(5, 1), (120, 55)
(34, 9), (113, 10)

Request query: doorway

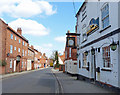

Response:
(91, 54), (96, 81)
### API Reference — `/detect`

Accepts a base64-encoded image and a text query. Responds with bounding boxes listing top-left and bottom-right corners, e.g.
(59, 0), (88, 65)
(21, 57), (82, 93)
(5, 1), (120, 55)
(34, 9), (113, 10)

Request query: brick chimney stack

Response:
(17, 28), (22, 35)
(31, 45), (34, 49)
(43, 53), (46, 56)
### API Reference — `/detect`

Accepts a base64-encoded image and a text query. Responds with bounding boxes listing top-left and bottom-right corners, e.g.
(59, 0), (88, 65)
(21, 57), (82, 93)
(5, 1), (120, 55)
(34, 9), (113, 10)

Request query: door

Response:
(91, 54), (96, 81)
(14, 60), (16, 72)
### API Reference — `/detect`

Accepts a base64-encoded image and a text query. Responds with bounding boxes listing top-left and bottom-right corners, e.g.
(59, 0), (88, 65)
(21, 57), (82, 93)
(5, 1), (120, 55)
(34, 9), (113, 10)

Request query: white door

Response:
(14, 60), (16, 72)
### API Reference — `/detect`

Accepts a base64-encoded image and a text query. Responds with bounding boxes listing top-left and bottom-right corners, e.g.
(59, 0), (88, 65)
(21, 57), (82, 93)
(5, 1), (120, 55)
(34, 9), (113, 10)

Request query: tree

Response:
(55, 51), (59, 65)
(0, 60), (7, 66)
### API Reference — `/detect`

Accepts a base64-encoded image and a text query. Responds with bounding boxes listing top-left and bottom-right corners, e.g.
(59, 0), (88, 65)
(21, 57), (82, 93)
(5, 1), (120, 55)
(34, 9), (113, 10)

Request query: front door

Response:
(14, 60), (16, 72)
(91, 54), (96, 81)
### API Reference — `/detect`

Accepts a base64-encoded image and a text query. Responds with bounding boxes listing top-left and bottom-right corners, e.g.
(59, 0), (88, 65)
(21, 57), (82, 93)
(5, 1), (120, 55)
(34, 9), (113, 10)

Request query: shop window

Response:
(101, 3), (109, 29)
(102, 46), (111, 68)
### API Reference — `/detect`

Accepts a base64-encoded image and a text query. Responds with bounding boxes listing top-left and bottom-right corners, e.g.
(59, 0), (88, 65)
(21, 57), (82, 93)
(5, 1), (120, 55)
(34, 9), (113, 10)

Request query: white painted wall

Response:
(77, 2), (120, 88)
(65, 60), (77, 74)
(27, 60), (32, 70)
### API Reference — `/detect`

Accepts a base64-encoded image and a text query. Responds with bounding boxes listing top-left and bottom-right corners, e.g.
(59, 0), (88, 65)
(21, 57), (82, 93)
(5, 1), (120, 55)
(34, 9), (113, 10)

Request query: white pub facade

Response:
(76, 0), (120, 89)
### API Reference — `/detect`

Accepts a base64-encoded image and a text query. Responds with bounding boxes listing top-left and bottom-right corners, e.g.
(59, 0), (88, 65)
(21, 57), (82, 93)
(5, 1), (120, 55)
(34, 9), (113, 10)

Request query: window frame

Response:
(101, 3), (109, 29)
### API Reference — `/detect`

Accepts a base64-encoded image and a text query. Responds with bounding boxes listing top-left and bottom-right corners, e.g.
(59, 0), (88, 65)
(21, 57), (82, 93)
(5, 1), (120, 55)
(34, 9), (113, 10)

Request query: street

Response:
(1, 67), (116, 94)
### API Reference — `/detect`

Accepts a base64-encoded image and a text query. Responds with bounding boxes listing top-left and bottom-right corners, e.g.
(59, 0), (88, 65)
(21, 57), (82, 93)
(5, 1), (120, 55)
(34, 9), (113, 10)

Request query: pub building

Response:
(76, 0), (120, 90)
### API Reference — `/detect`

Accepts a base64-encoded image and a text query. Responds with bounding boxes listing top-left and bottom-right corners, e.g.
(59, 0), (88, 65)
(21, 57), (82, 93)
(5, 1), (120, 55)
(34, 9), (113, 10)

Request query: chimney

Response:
(43, 53), (45, 56)
(31, 45), (34, 49)
(67, 30), (70, 33)
(17, 28), (22, 35)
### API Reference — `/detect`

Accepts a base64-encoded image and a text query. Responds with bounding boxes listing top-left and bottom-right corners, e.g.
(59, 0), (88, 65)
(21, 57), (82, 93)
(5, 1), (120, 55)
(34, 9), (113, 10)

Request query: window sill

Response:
(82, 66), (88, 69)
(101, 68), (112, 72)
(99, 25), (111, 33)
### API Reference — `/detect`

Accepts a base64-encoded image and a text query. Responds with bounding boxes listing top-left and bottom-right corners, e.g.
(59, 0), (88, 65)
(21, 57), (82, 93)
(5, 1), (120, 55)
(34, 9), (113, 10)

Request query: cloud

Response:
(43, 43), (53, 48)
(34, 45), (53, 58)
(0, 0), (56, 18)
(54, 36), (66, 43)
(8, 18), (49, 36)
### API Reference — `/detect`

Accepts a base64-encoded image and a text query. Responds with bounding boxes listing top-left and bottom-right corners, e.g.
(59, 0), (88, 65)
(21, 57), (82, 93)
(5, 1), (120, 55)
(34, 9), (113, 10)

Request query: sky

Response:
(0, 0), (83, 58)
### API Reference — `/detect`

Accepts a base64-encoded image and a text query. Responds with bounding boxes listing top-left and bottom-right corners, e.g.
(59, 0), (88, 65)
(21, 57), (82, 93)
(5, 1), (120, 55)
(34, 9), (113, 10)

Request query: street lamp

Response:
(110, 41), (119, 51)
(91, 47), (95, 55)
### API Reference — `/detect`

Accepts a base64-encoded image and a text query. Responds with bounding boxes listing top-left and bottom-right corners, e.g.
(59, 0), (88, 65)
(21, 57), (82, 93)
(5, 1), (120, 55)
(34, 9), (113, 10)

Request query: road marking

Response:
(51, 68), (64, 94)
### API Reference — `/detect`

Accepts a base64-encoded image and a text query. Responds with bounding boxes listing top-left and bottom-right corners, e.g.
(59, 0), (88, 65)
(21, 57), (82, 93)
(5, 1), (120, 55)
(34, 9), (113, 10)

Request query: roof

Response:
(76, 0), (86, 17)
(7, 26), (29, 43)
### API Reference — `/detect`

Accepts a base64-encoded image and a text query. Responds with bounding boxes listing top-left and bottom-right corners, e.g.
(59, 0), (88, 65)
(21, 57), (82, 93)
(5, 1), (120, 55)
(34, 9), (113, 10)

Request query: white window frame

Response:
(14, 47), (16, 51)
(10, 59), (12, 68)
(101, 3), (109, 29)
(102, 46), (111, 68)
(11, 34), (13, 39)
(23, 41), (24, 46)
(10, 45), (13, 54)
(18, 48), (20, 52)
(82, 52), (87, 67)
(19, 39), (21, 43)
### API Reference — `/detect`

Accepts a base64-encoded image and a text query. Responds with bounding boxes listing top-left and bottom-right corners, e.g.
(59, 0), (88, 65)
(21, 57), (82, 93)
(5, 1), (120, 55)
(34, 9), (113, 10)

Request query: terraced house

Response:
(0, 19), (29, 74)
(76, 0), (120, 89)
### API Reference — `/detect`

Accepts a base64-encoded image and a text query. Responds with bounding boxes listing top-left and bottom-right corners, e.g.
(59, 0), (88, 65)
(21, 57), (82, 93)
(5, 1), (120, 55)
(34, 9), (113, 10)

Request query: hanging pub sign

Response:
(86, 17), (99, 36)
(66, 37), (75, 48)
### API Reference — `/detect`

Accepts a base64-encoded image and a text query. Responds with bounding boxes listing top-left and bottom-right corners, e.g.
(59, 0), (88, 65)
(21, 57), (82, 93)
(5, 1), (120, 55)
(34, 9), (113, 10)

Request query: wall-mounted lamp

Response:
(110, 41), (119, 51)
(91, 47), (95, 55)
(85, 51), (88, 56)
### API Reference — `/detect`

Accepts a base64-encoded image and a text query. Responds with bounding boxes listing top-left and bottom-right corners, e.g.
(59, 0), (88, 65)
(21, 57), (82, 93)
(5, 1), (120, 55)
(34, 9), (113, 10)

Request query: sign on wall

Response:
(86, 17), (99, 36)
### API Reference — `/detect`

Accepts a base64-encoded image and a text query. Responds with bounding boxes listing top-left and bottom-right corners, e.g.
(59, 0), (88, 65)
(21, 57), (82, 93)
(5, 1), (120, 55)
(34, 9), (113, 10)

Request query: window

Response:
(25, 51), (27, 56)
(83, 53), (87, 67)
(10, 59), (12, 68)
(25, 43), (27, 46)
(83, 33), (87, 42)
(10, 45), (13, 53)
(11, 34), (13, 39)
(28, 50), (29, 56)
(14, 47), (16, 51)
(69, 48), (71, 58)
(101, 3), (109, 29)
(18, 48), (20, 52)
(25, 62), (26, 68)
(23, 41), (24, 45)
(15, 36), (16, 41)
(22, 50), (24, 56)
(81, 5), (87, 21)
(102, 46), (111, 68)
(19, 39), (21, 43)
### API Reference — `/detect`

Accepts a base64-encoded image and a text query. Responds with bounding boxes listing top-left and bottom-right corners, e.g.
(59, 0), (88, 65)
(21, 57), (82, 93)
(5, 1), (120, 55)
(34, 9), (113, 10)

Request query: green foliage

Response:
(54, 64), (60, 68)
(0, 60), (7, 66)
(55, 51), (59, 65)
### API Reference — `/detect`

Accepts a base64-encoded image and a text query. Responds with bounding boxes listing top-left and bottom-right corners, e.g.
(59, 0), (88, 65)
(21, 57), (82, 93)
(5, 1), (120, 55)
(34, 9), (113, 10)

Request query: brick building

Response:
(27, 45), (35, 70)
(0, 19), (29, 74)
(65, 30), (77, 75)
(40, 53), (48, 68)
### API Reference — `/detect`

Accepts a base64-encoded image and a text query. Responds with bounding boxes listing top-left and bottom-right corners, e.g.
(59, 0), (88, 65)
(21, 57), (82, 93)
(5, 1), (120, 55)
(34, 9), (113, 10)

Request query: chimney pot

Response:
(17, 28), (22, 35)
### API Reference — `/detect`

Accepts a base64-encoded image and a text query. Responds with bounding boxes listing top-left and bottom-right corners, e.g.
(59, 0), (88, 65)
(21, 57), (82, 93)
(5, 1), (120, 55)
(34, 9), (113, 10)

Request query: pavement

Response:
(53, 70), (117, 93)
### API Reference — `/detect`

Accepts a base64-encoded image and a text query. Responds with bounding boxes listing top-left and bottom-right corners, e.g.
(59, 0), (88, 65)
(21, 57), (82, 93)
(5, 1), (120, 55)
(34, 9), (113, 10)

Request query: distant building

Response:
(0, 19), (29, 74)
(65, 30), (77, 75)
(76, 0), (120, 89)
(27, 45), (35, 70)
